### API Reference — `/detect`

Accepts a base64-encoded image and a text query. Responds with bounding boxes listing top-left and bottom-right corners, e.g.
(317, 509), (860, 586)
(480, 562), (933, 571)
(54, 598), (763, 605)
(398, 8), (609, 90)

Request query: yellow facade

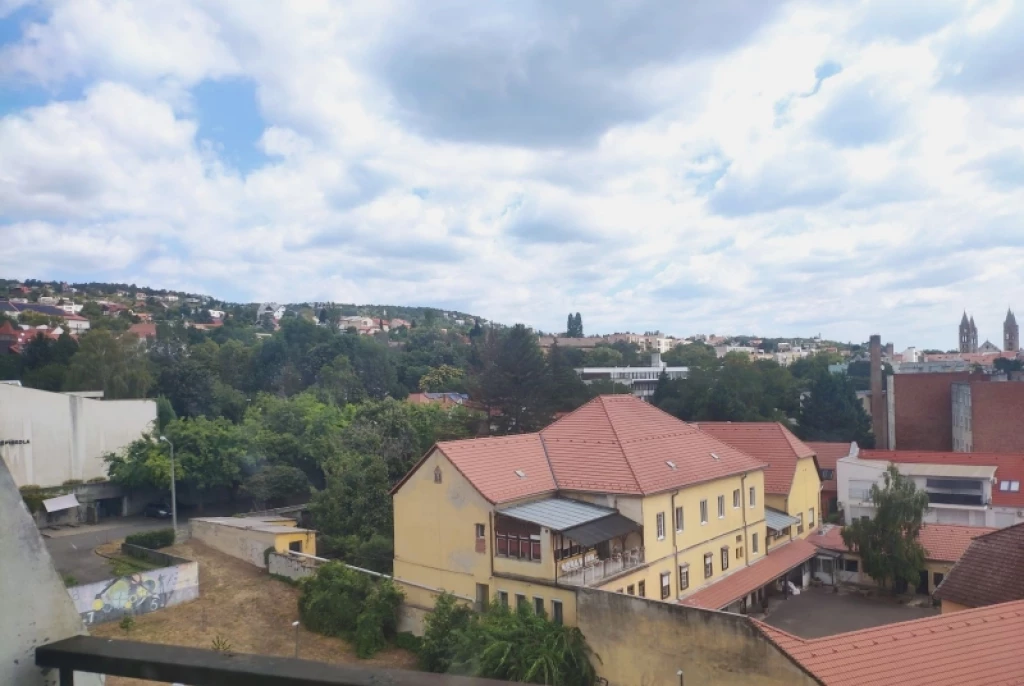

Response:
(766, 456), (822, 550)
(394, 448), (772, 618)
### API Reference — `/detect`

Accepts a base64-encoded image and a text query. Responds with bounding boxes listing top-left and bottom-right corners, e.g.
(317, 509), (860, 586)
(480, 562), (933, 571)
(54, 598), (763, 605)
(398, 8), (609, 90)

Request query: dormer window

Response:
(434, 466), (442, 484)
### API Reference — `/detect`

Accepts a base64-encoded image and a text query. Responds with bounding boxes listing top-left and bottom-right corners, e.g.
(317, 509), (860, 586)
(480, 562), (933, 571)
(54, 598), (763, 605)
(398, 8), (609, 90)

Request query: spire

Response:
(1007, 308), (1017, 325)
(961, 311), (969, 325)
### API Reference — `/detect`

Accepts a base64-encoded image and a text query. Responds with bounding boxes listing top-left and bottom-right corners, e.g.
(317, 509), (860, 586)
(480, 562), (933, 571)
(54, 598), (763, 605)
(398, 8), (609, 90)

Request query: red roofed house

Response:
(934, 522), (1024, 614)
(392, 395), (824, 623)
(127, 322), (157, 341)
(810, 522), (995, 595)
(692, 423), (823, 553)
(806, 441), (857, 519)
(756, 599), (1024, 686)
(838, 449), (1024, 528)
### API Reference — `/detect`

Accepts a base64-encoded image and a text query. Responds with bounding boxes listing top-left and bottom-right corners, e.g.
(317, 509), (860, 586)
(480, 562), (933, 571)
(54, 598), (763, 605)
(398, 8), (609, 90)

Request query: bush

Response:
(19, 485), (48, 513)
(243, 465), (310, 509)
(86, 476), (108, 484)
(62, 479), (84, 487)
(125, 528), (175, 549)
(394, 632), (422, 653)
(298, 562), (404, 658)
(419, 592), (473, 673)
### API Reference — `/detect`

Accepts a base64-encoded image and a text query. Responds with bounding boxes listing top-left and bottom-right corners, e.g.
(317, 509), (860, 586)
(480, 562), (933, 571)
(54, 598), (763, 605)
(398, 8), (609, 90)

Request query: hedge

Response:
(124, 528), (175, 549)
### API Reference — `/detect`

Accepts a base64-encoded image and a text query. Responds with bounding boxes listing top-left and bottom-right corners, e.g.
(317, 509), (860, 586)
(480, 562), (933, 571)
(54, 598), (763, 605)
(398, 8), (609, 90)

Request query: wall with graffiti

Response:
(67, 560), (199, 626)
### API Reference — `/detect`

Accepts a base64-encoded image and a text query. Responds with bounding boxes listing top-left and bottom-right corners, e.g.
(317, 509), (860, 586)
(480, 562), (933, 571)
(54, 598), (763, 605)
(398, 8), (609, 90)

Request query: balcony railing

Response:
(557, 547), (645, 587)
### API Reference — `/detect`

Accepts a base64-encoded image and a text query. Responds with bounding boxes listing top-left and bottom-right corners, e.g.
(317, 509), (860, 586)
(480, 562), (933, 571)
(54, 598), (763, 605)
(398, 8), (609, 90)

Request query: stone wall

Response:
(575, 588), (816, 686)
(67, 556), (199, 627)
(267, 551), (317, 581)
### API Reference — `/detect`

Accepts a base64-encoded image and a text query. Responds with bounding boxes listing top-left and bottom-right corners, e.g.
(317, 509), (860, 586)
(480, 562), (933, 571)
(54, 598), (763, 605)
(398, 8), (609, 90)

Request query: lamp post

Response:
(159, 435), (177, 540)
(677, 669), (684, 686)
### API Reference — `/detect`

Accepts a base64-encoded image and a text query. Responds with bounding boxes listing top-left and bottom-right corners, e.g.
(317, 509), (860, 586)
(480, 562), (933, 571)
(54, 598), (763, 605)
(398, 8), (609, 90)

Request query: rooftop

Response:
(934, 522), (1024, 609)
(192, 516), (311, 535)
(859, 450), (1024, 507)
(755, 599), (1024, 686)
(692, 422), (816, 495)
(806, 441), (854, 490)
(812, 523), (995, 563)
(679, 538), (818, 610)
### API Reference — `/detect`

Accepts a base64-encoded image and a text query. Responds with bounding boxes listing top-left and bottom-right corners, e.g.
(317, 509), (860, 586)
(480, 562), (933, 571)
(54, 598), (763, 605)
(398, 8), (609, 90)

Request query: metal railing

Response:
(557, 548), (645, 587)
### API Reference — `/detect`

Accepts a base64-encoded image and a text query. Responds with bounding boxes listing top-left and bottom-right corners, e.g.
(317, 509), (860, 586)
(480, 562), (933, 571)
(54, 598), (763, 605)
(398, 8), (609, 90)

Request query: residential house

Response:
(207, 309), (225, 320)
(838, 449), (1024, 528)
(393, 395), (811, 622)
(389, 318), (411, 330)
(575, 352), (688, 401)
(756, 599), (1024, 686)
(127, 322), (157, 341)
(537, 336), (605, 351)
(806, 441), (857, 517)
(934, 522), (1024, 613)
(692, 422), (823, 548)
(63, 313), (90, 333)
(811, 522), (994, 595)
(255, 302), (286, 321)
(406, 392), (470, 408)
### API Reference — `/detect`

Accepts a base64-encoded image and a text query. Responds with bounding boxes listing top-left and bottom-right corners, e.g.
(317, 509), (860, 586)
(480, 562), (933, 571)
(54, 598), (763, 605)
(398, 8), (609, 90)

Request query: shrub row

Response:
(124, 528), (175, 549)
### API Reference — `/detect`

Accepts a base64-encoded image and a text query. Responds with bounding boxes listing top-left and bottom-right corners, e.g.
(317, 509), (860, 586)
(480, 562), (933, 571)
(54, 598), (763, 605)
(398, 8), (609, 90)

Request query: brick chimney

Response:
(869, 335), (886, 448)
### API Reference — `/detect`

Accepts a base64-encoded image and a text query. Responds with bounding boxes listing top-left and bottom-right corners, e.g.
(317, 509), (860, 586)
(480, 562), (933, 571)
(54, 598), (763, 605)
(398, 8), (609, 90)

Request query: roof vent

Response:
(666, 461), (677, 470)
(514, 469), (526, 479)
(711, 452), (721, 461)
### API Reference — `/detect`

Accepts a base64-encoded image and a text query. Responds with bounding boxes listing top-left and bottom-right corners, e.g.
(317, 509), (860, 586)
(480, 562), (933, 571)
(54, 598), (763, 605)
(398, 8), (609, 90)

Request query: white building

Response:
(63, 314), (90, 333)
(0, 385), (156, 488)
(575, 352), (688, 401)
(256, 302), (286, 321)
(837, 450), (1024, 528)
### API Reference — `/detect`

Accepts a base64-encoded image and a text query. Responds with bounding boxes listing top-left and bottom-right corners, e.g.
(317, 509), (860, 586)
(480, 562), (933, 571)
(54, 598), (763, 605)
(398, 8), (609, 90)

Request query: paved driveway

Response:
(45, 517), (172, 584)
(762, 585), (939, 638)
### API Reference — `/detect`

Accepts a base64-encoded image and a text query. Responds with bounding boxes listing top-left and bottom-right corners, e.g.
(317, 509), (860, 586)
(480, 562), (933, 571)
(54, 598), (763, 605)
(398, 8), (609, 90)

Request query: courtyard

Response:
(761, 585), (939, 638)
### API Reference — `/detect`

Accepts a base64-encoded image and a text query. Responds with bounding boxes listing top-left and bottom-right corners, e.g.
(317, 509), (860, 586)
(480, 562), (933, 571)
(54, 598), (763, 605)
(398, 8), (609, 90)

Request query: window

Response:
(679, 565), (690, 591)
(552, 600), (563, 625)
(752, 532), (759, 553)
(475, 583), (489, 611)
(733, 489), (741, 508)
(933, 572), (944, 588)
(656, 512), (666, 540)
(721, 546), (729, 571)
(534, 597), (545, 615)
(433, 466), (442, 483)
(808, 507), (815, 529)
(495, 515), (542, 563)
(749, 486), (756, 507)
(704, 553), (713, 578)
(475, 523), (486, 553)
(819, 468), (834, 480)
(700, 499), (708, 524)
(627, 584), (635, 595)
(498, 591), (509, 608)
(1013, 481), (1022, 492)
(289, 540), (302, 553)
(735, 546), (743, 559)
(674, 506), (684, 532)
(660, 572), (671, 599)
(1000, 480), (1010, 491)
(638, 580), (646, 597)
(844, 558), (859, 573)
(717, 495), (725, 519)
(516, 594), (527, 609)
(796, 512), (804, 535)
(475, 523), (486, 538)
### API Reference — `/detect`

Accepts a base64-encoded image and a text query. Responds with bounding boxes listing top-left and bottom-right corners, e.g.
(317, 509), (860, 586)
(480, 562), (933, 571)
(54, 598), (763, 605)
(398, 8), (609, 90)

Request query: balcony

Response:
(557, 546), (645, 587)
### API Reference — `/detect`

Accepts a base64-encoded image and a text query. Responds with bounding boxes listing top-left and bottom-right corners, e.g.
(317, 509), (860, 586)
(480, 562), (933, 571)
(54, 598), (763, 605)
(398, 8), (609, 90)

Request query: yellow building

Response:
(191, 516), (316, 568)
(393, 396), (822, 624)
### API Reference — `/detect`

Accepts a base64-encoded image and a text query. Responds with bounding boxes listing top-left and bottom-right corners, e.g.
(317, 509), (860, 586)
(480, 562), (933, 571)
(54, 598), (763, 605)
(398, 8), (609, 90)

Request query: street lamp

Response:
(159, 435), (177, 540)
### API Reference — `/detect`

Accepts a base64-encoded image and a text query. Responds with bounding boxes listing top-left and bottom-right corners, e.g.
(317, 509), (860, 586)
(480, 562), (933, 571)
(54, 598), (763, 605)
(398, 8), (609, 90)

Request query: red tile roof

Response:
(860, 450), (1024, 507)
(755, 599), (1024, 686)
(935, 523), (1024, 609)
(679, 538), (818, 610)
(396, 396), (766, 504)
(806, 441), (852, 491)
(693, 422), (815, 495)
(812, 523), (995, 563)
(128, 322), (157, 339)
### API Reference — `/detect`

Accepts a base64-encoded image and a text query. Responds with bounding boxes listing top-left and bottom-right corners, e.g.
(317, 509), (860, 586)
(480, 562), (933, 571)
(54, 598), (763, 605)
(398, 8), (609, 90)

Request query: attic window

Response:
(514, 470), (526, 479)
(1000, 480), (1010, 491)
(433, 466), (442, 484)
(1012, 481), (1021, 492)
(666, 461), (677, 470)
(710, 453), (721, 461)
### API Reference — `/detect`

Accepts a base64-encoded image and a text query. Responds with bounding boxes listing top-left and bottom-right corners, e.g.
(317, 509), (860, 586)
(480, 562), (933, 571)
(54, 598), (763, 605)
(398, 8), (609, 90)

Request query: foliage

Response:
(125, 528), (175, 549)
(243, 465), (311, 509)
(61, 479), (84, 486)
(419, 592), (475, 673)
(443, 601), (599, 685)
(994, 357), (1023, 374)
(418, 364), (465, 392)
(584, 346), (622, 367)
(119, 615), (135, 634)
(19, 485), (47, 513)
(565, 312), (583, 338)
(472, 325), (553, 434)
(841, 465), (929, 591)
(298, 562), (404, 658)
(155, 396), (177, 432)
(797, 372), (873, 445)
(65, 330), (153, 398)
(211, 635), (232, 653)
(310, 453), (393, 555)
(63, 574), (78, 587)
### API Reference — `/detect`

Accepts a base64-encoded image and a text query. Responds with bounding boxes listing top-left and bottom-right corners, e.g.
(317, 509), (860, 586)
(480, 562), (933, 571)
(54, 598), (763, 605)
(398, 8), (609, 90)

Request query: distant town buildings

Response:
(960, 309), (1020, 353)
(575, 352), (687, 400)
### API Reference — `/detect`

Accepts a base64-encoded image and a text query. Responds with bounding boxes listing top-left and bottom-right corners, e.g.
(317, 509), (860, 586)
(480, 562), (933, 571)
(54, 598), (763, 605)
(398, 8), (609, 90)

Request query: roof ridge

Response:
(537, 431), (557, 487)
(596, 396), (642, 493)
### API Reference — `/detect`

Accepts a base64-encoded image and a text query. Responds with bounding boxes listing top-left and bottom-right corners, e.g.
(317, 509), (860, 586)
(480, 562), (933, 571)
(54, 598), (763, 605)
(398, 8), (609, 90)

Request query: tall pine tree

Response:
(574, 312), (583, 338)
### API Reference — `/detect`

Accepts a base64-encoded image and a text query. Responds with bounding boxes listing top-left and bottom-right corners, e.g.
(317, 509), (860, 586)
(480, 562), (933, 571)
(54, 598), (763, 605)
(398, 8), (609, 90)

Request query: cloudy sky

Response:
(1, 1), (1023, 348)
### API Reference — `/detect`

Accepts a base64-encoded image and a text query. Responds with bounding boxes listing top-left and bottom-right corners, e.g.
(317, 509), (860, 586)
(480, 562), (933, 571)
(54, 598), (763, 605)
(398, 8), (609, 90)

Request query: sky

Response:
(1, 1), (1023, 349)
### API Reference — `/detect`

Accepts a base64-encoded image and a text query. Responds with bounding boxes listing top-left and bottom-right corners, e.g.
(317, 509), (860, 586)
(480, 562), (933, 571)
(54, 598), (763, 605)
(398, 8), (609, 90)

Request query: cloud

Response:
(813, 79), (907, 148)
(938, 3), (1024, 94)
(967, 148), (1024, 191)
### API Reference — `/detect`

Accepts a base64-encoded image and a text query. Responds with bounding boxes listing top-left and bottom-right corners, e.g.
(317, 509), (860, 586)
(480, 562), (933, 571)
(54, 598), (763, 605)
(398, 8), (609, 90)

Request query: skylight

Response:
(666, 460), (677, 470)
(710, 452), (720, 461)
(514, 469), (526, 479)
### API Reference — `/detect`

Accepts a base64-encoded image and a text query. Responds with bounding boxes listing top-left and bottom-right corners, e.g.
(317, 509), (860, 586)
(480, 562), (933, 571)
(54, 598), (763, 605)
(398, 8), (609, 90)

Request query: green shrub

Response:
(394, 632), (422, 653)
(86, 476), (108, 484)
(125, 528), (175, 549)
(62, 479), (84, 487)
(298, 562), (404, 658)
(419, 592), (474, 672)
(63, 575), (78, 587)
(19, 485), (47, 513)
(119, 615), (135, 634)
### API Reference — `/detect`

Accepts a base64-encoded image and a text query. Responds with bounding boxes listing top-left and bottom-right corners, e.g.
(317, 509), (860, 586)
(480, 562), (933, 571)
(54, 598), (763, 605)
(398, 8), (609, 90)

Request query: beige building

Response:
(191, 516), (316, 568)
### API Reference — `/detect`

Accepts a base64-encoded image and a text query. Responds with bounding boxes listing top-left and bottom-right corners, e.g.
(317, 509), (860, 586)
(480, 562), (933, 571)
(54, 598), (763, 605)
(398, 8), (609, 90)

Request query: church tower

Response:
(1005, 309), (1020, 352)
(959, 312), (979, 353)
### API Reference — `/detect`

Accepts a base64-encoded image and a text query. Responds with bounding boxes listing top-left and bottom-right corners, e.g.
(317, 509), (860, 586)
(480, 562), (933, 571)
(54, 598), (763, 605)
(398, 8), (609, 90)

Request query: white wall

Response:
(0, 385), (156, 488)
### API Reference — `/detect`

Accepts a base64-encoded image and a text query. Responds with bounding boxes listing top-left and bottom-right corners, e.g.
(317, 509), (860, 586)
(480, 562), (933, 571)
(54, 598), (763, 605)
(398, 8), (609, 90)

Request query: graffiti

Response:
(68, 562), (199, 626)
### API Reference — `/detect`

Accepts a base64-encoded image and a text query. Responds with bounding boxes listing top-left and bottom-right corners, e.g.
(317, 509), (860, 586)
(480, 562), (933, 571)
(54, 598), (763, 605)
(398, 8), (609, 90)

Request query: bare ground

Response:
(91, 539), (417, 685)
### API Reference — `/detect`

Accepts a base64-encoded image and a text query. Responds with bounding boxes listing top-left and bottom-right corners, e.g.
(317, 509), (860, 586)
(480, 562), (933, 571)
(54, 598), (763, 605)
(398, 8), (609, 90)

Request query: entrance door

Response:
(475, 583), (489, 611)
(917, 570), (930, 595)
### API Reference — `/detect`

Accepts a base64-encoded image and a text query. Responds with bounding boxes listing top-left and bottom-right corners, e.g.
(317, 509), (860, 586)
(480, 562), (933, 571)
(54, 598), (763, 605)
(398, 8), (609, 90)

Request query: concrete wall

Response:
(268, 551), (317, 581)
(970, 382), (1024, 453)
(0, 384), (156, 488)
(0, 455), (103, 686)
(576, 589), (816, 686)
(68, 557), (199, 627)
(191, 519), (316, 568)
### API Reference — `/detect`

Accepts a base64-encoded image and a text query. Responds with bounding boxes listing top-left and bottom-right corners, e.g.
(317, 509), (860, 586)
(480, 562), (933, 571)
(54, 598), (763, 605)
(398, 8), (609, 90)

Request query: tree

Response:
(309, 452), (394, 554)
(574, 312), (583, 338)
(65, 330), (152, 398)
(243, 465), (310, 509)
(584, 346), (623, 367)
(163, 416), (249, 508)
(418, 364), (464, 392)
(994, 357), (1023, 374)
(546, 342), (592, 411)
(315, 355), (366, 406)
(473, 325), (553, 434)
(841, 465), (929, 591)
(797, 372), (873, 445)
(156, 357), (216, 418)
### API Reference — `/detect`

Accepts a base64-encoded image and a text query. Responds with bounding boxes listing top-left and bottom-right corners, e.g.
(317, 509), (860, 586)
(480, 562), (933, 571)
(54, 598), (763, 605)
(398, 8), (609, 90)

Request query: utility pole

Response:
(159, 435), (177, 540)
